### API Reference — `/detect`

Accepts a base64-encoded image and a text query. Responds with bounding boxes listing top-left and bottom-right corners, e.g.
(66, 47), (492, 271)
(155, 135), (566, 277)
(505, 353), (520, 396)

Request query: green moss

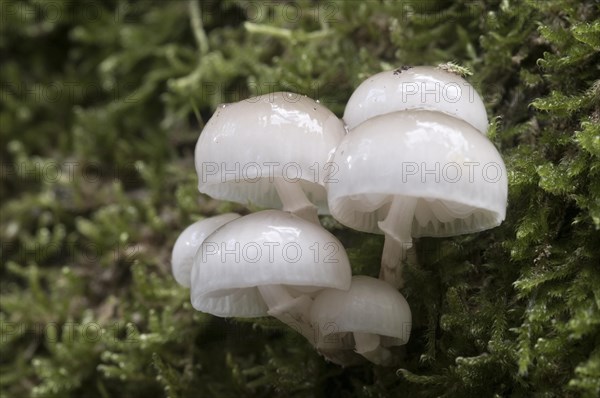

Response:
(1, 0), (599, 397)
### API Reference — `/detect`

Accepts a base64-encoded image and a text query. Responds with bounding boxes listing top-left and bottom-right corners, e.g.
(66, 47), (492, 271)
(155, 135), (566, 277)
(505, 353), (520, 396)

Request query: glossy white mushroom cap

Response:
(191, 210), (352, 317)
(171, 213), (240, 287)
(310, 276), (412, 345)
(327, 110), (508, 237)
(343, 66), (488, 134)
(195, 92), (346, 214)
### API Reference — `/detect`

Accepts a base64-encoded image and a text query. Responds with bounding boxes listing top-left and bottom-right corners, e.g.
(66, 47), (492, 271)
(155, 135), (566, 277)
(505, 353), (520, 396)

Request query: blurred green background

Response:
(1, 0), (599, 397)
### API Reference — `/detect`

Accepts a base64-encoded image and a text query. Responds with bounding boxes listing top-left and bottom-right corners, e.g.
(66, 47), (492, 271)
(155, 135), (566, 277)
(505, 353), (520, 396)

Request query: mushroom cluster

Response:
(171, 66), (508, 366)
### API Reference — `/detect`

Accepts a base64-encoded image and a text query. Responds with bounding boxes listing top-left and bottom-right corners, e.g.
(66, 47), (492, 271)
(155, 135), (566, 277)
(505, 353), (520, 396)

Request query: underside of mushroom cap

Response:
(190, 210), (352, 316)
(195, 92), (346, 214)
(343, 66), (489, 134)
(191, 286), (269, 318)
(310, 276), (412, 344)
(200, 177), (327, 214)
(328, 110), (507, 237)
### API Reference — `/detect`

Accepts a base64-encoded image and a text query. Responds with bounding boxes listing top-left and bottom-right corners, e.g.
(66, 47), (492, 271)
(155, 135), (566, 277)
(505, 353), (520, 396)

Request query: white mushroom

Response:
(191, 210), (352, 341)
(171, 213), (240, 287)
(343, 66), (488, 134)
(195, 92), (346, 224)
(327, 110), (508, 287)
(310, 276), (412, 366)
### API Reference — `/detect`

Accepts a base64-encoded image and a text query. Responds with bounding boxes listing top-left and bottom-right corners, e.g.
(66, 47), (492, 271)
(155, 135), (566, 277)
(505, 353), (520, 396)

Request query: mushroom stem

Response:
(353, 332), (392, 365)
(377, 195), (417, 288)
(257, 284), (316, 344)
(274, 178), (320, 224)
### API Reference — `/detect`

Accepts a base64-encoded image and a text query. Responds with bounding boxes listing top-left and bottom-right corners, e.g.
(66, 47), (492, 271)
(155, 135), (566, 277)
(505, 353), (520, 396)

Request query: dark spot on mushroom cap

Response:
(393, 65), (412, 75)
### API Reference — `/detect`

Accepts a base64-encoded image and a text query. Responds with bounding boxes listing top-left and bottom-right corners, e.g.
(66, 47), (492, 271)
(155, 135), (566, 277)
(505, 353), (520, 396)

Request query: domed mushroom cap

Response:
(171, 213), (240, 287)
(195, 92), (346, 214)
(343, 66), (488, 134)
(327, 110), (507, 237)
(191, 210), (352, 317)
(310, 276), (412, 345)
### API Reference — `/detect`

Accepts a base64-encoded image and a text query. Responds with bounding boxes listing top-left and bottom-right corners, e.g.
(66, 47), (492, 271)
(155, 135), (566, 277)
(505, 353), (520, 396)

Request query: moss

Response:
(1, 0), (599, 397)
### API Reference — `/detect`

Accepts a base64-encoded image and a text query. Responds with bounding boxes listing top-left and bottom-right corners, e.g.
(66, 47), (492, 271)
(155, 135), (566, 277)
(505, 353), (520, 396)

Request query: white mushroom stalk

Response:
(273, 177), (319, 225)
(327, 110), (508, 288)
(353, 333), (391, 365)
(191, 210), (352, 343)
(310, 276), (412, 366)
(377, 196), (418, 288)
(256, 284), (315, 343)
(194, 92), (346, 224)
